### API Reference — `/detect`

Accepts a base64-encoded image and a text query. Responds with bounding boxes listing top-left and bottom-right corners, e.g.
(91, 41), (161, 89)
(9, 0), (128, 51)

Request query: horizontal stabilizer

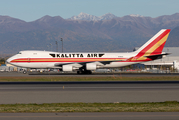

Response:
(144, 53), (171, 60)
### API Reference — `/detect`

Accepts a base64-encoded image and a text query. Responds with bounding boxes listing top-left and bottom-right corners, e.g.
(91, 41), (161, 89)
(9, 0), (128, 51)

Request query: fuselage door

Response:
(28, 58), (31, 63)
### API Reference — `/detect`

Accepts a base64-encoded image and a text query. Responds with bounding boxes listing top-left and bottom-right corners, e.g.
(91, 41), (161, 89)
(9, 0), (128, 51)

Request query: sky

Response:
(0, 0), (178, 22)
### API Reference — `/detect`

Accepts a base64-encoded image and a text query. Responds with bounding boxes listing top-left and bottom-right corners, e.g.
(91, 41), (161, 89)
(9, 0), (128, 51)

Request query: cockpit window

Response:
(17, 52), (22, 54)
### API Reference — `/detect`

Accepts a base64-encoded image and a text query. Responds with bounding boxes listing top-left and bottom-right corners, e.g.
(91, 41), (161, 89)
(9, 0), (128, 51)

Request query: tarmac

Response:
(0, 81), (179, 104)
(1, 71), (179, 77)
(0, 72), (179, 120)
(0, 112), (179, 120)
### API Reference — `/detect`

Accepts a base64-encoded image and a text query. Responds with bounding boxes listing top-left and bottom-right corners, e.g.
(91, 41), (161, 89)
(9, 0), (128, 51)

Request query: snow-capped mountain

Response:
(99, 13), (117, 20)
(129, 14), (144, 17)
(1, 13), (179, 54)
(68, 12), (117, 21)
(69, 12), (99, 21)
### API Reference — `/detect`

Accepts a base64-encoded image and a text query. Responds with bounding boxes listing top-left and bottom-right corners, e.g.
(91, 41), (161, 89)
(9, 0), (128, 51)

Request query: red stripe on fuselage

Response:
(10, 57), (153, 63)
(10, 58), (127, 63)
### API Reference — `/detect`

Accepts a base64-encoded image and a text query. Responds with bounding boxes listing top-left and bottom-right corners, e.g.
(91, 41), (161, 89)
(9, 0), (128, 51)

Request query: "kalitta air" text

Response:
(49, 53), (104, 58)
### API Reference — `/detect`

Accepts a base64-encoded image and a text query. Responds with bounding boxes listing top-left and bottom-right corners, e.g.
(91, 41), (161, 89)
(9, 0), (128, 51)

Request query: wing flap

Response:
(54, 59), (126, 67)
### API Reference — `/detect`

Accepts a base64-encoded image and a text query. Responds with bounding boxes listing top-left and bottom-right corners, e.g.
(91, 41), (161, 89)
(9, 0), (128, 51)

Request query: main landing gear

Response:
(23, 70), (27, 74)
(77, 70), (92, 74)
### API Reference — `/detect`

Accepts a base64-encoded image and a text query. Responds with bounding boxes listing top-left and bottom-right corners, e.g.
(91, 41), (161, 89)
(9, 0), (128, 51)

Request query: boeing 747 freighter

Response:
(7, 29), (171, 74)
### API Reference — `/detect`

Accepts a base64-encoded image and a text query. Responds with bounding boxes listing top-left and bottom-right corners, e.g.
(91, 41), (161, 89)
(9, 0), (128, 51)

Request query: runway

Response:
(1, 71), (179, 77)
(0, 112), (179, 120)
(0, 81), (179, 104)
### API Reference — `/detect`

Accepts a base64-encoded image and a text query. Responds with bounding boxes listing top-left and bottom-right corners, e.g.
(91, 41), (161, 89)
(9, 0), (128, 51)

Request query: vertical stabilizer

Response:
(134, 29), (170, 60)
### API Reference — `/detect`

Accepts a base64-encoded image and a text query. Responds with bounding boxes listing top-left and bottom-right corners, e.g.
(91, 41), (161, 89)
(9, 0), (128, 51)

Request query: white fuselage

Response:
(7, 50), (138, 69)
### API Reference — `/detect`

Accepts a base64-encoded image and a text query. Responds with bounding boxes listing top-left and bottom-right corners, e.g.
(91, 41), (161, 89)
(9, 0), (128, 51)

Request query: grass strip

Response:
(1, 76), (179, 82)
(0, 101), (179, 112)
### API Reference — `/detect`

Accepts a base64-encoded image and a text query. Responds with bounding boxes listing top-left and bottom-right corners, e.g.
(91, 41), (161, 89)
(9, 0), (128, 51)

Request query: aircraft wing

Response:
(54, 59), (126, 67)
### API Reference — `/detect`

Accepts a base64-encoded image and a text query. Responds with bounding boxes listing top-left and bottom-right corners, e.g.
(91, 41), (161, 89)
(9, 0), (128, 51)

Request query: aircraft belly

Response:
(13, 63), (57, 68)
(102, 62), (137, 68)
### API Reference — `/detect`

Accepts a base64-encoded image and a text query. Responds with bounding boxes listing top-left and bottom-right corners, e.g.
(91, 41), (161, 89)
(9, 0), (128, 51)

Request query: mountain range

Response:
(68, 12), (117, 21)
(0, 13), (179, 55)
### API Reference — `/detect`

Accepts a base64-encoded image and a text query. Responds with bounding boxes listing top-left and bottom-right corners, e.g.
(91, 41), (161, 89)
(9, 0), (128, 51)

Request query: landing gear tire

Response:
(77, 71), (81, 74)
(23, 71), (27, 74)
(86, 70), (92, 74)
(77, 70), (92, 74)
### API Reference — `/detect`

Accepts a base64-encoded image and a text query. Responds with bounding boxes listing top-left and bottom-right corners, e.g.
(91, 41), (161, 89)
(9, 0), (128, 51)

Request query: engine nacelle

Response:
(62, 65), (73, 71)
(86, 63), (97, 70)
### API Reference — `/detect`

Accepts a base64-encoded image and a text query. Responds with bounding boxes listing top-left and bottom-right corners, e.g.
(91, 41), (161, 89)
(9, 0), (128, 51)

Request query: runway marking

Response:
(0, 86), (179, 90)
(0, 115), (179, 118)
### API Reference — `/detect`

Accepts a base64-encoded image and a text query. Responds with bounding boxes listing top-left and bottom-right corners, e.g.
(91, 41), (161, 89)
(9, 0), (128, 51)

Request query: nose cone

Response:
(6, 57), (14, 65)
(6, 58), (10, 63)
(6, 58), (11, 64)
(6, 52), (22, 66)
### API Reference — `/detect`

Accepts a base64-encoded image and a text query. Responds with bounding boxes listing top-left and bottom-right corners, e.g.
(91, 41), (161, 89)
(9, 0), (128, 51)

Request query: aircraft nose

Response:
(6, 57), (12, 64)
(6, 58), (10, 64)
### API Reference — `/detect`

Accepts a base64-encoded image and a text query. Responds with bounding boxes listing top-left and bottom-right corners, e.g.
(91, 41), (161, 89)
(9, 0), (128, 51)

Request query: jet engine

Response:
(86, 63), (97, 70)
(62, 65), (73, 71)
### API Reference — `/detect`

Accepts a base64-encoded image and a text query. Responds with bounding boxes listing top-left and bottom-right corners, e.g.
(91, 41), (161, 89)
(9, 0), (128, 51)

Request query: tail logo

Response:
(131, 29), (170, 61)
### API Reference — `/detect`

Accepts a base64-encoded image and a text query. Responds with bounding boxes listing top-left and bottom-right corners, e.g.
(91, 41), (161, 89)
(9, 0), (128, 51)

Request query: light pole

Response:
(55, 41), (58, 52)
(61, 38), (63, 53)
(47, 45), (49, 51)
(50, 43), (52, 51)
